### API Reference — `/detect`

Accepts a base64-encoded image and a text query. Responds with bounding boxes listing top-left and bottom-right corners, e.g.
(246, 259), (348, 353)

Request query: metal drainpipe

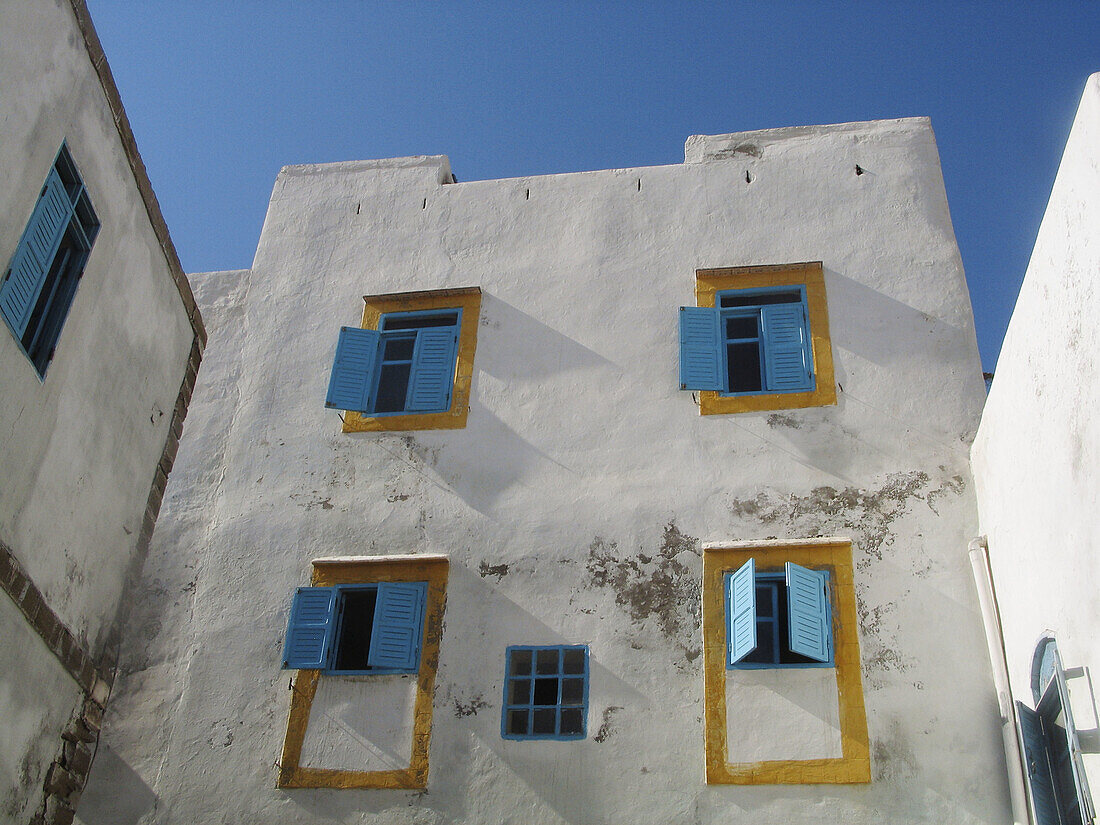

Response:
(969, 535), (1031, 825)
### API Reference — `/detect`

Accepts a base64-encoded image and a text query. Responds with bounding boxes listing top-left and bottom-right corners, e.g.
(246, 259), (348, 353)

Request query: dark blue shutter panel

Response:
(325, 327), (380, 412)
(0, 169), (71, 337)
(785, 562), (830, 662)
(282, 587), (337, 669)
(368, 582), (427, 671)
(761, 303), (813, 392)
(679, 307), (722, 391)
(1017, 702), (1061, 825)
(727, 558), (757, 665)
(406, 328), (458, 412)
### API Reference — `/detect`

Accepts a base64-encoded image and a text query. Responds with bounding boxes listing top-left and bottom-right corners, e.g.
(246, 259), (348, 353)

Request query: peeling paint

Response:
(766, 413), (802, 429)
(477, 561), (508, 581)
(584, 522), (701, 660)
(593, 706), (623, 743)
(452, 695), (489, 718)
(728, 471), (965, 567)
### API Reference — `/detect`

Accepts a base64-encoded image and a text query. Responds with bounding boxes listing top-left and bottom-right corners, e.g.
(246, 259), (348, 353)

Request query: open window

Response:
(1017, 637), (1095, 825)
(282, 581), (427, 674)
(324, 286), (481, 432)
(679, 262), (836, 415)
(726, 558), (832, 668)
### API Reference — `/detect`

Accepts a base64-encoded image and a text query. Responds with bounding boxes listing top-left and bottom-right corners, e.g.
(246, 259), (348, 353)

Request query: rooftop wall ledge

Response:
(684, 117), (933, 163)
(277, 154), (455, 186)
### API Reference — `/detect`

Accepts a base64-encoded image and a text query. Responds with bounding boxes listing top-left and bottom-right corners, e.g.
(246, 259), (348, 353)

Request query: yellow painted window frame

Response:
(341, 286), (481, 432)
(695, 261), (836, 415)
(702, 537), (870, 784)
(277, 555), (448, 790)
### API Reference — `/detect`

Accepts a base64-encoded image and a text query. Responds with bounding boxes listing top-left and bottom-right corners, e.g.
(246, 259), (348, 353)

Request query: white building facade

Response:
(83, 118), (1009, 824)
(972, 73), (1100, 825)
(0, 2), (203, 823)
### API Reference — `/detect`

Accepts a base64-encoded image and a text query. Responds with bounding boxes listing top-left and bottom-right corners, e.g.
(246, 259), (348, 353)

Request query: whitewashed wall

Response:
(0, 1), (195, 820)
(972, 73), (1100, 796)
(83, 119), (1007, 824)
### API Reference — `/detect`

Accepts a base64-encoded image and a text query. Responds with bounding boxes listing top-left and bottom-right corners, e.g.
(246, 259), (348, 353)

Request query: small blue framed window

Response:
(281, 581), (427, 674)
(680, 286), (814, 396)
(725, 559), (833, 669)
(325, 308), (461, 416)
(502, 645), (589, 740)
(1, 143), (99, 378)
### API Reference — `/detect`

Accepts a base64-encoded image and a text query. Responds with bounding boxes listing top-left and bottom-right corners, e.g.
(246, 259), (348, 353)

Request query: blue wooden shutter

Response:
(727, 558), (757, 665)
(406, 328), (458, 412)
(785, 562), (830, 662)
(325, 326), (380, 412)
(679, 307), (722, 391)
(0, 169), (71, 337)
(282, 587), (337, 669)
(1017, 702), (1061, 825)
(368, 582), (427, 671)
(761, 303), (813, 392)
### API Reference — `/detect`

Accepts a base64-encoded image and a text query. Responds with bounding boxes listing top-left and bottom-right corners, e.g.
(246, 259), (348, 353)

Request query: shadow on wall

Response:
(277, 560), (651, 824)
(75, 742), (156, 825)
(825, 269), (972, 372)
(370, 401), (580, 517)
(475, 292), (615, 382)
(431, 562), (654, 825)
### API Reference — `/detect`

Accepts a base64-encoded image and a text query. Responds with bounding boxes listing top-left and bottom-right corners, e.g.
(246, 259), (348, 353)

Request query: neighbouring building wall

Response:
(972, 72), (1100, 812)
(84, 118), (1007, 824)
(0, 1), (203, 822)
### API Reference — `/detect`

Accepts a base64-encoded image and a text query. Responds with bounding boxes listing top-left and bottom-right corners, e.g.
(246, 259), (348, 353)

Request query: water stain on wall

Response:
(584, 521), (701, 662)
(728, 470), (965, 568)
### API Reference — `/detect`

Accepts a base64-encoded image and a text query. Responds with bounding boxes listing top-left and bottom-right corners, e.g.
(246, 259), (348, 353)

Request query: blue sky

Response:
(87, 1), (1100, 371)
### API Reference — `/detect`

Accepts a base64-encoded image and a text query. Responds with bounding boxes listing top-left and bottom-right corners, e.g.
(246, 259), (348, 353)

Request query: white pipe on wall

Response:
(969, 536), (1031, 825)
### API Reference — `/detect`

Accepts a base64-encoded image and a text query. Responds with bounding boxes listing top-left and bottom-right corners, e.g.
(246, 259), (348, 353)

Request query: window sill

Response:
(342, 404), (470, 433)
(699, 383), (836, 415)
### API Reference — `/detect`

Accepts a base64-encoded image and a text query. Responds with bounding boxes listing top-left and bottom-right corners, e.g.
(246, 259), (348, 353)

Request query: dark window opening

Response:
(740, 577), (819, 666)
(727, 342), (762, 392)
(382, 312), (459, 331)
(333, 588), (377, 671)
(375, 363), (412, 412)
(720, 289), (801, 308)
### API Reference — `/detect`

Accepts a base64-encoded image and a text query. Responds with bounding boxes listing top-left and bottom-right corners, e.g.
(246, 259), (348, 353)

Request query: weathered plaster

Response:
(0, 2), (199, 821)
(84, 117), (1004, 823)
(0, 0), (194, 659)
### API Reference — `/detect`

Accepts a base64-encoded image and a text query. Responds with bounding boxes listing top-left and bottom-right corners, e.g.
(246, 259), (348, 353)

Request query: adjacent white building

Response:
(0, 2), (203, 823)
(972, 73), (1100, 825)
(81, 117), (1009, 823)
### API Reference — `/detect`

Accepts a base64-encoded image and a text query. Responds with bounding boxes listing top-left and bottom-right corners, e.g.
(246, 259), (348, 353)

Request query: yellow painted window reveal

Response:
(341, 286), (481, 433)
(702, 538), (870, 784)
(277, 555), (448, 790)
(695, 261), (836, 415)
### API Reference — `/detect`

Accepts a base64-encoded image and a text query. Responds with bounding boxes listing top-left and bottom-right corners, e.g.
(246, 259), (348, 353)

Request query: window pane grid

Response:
(503, 645), (588, 740)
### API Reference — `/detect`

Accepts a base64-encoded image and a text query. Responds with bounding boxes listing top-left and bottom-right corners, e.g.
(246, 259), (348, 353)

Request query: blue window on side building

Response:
(281, 581), (428, 674)
(1, 143), (99, 378)
(502, 645), (589, 740)
(325, 309), (460, 415)
(1017, 637), (1095, 825)
(680, 287), (813, 395)
(726, 559), (833, 668)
